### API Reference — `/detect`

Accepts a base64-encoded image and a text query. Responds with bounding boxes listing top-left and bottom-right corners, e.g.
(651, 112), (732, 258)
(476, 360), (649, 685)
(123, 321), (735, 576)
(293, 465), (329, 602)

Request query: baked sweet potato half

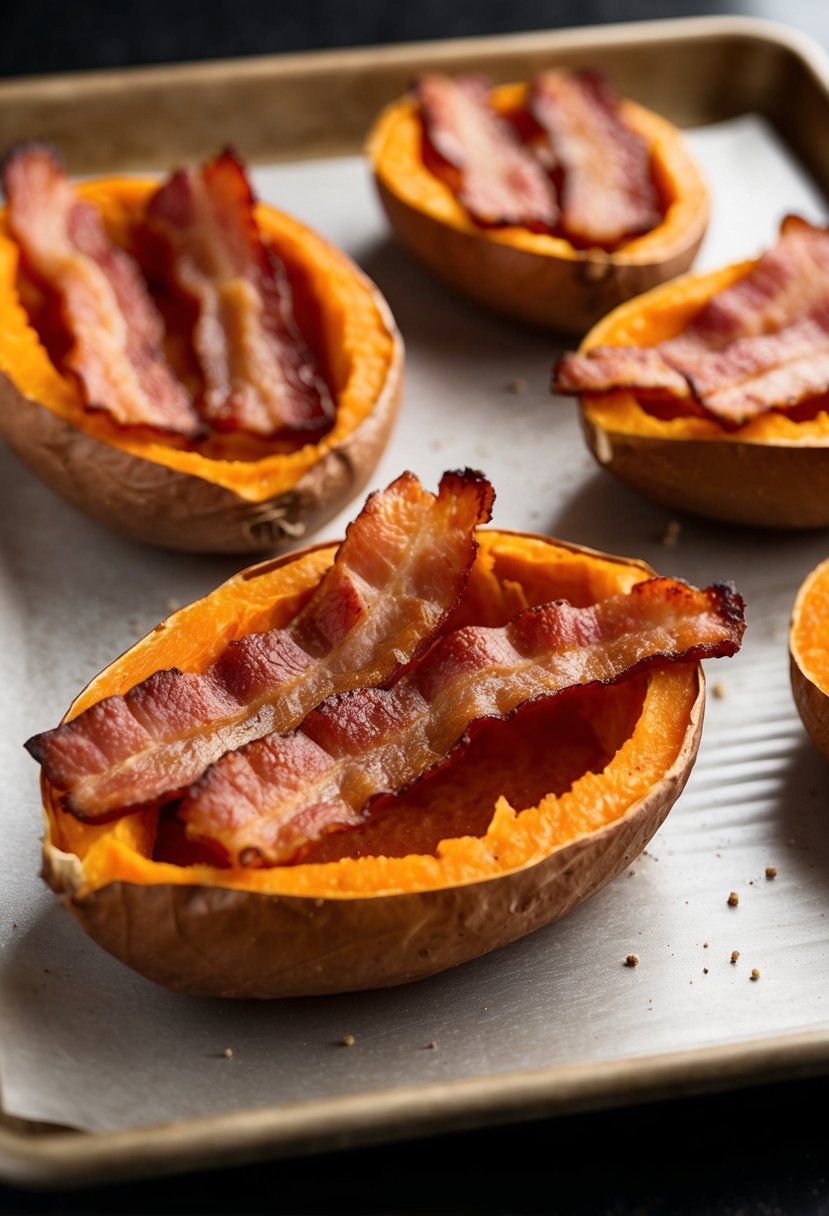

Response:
(791, 557), (829, 762)
(0, 148), (402, 552)
(32, 475), (744, 998)
(555, 216), (829, 527)
(367, 71), (708, 334)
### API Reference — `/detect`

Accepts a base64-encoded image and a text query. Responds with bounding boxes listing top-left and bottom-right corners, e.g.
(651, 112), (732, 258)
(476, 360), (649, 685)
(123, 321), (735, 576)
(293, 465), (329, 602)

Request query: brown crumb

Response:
(425, 1040), (438, 1050)
(711, 681), (727, 700)
(628, 869), (636, 877)
(750, 968), (761, 982)
(766, 866), (778, 880)
(727, 891), (739, 907)
(624, 953), (640, 968)
(339, 1034), (356, 1047)
(703, 942), (709, 949)
(703, 967), (709, 975)
(223, 1047), (234, 1059)
(731, 950), (740, 964)
(659, 520), (681, 547)
(508, 377), (527, 394)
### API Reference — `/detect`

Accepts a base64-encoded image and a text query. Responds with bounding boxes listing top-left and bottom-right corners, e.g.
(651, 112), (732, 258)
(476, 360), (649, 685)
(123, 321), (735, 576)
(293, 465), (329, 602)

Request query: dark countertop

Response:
(3, 3), (829, 1213)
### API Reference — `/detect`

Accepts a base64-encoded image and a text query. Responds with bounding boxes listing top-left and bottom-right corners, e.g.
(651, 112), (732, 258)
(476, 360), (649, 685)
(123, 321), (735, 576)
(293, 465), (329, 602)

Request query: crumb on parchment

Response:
(750, 968), (761, 982)
(339, 1034), (355, 1047)
(223, 1047), (233, 1059)
(727, 892), (739, 907)
(712, 681), (726, 700)
(624, 953), (640, 968)
(731, 950), (740, 964)
(766, 866), (778, 879)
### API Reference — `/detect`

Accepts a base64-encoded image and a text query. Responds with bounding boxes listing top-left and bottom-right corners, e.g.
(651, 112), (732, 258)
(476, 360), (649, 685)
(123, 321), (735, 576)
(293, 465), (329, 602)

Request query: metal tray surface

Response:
(2, 14), (829, 1188)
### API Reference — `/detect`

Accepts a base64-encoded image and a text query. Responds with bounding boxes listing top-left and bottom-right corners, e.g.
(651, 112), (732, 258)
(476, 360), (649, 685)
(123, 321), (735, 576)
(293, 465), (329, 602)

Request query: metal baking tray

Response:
(3, 14), (829, 1188)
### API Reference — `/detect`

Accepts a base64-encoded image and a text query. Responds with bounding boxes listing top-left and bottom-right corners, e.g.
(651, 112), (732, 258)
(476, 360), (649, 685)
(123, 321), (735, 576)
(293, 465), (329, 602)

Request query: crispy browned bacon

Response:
(179, 578), (744, 867)
(146, 148), (334, 437)
(529, 69), (661, 250)
(418, 74), (559, 230)
(26, 470), (494, 819)
(2, 145), (200, 436)
(554, 217), (829, 425)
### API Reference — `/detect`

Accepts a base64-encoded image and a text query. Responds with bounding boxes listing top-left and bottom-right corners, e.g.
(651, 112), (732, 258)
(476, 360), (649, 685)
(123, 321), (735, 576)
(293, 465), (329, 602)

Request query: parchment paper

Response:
(2, 115), (829, 1134)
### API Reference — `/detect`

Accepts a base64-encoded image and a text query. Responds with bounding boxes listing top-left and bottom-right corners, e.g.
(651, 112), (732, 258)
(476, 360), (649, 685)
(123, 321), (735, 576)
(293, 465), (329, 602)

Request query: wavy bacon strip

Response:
(554, 217), (829, 425)
(146, 149), (334, 437)
(179, 578), (745, 867)
(530, 69), (661, 250)
(418, 74), (559, 230)
(26, 470), (494, 819)
(2, 145), (199, 436)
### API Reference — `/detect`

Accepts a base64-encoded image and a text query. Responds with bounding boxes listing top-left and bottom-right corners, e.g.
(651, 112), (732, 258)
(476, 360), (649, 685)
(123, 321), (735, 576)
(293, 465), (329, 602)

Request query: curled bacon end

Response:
(530, 69), (662, 250)
(25, 469), (494, 821)
(179, 576), (744, 868)
(2, 144), (200, 437)
(146, 148), (334, 438)
(418, 73), (559, 231)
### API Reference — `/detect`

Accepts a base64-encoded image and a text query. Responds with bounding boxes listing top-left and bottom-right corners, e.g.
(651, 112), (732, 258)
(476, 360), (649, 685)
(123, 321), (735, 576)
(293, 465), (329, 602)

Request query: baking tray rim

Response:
(3, 9), (829, 1188)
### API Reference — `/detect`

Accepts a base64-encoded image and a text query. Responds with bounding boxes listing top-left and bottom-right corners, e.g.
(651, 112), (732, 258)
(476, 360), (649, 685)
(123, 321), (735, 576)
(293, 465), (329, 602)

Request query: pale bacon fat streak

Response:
(530, 69), (661, 250)
(418, 74), (559, 230)
(180, 578), (745, 867)
(2, 145), (200, 436)
(554, 217), (829, 425)
(146, 148), (334, 437)
(25, 470), (494, 819)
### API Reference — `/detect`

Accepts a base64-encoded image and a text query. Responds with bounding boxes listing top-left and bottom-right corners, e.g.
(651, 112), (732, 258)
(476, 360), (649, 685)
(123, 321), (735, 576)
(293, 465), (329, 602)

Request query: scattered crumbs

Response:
(425, 1040), (438, 1051)
(703, 942), (709, 949)
(727, 892), (740, 908)
(223, 1047), (234, 1059)
(749, 880), (754, 886)
(731, 950), (740, 965)
(766, 866), (778, 880)
(339, 1034), (356, 1048)
(508, 377), (527, 394)
(750, 968), (761, 982)
(703, 968), (709, 975)
(716, 852), (722, 859)
(164, 597), (181, 613)
(711, 681), (727, 700)
(659, 520), (681, 547)
(624, 953), (640, 968)
(628, 869), (636, 878)
(11, 924), (16, 930)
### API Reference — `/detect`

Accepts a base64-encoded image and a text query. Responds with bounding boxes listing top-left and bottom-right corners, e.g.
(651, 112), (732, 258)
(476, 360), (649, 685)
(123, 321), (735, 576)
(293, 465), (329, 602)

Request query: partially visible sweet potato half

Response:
(33, 498), (744, 998)
(0, 150), (402, 553)
(367, 72), (708, 334)
(791, 557), (829, 762)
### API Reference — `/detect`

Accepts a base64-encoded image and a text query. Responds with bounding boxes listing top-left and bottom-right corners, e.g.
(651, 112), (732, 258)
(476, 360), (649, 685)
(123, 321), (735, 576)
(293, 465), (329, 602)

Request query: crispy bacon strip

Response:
(25, 470), (494, 819)
(180, 578), (745, 867)
(2, 145), (199, 436)
(418, 74), (559, 230)
(529, 69), (661, 250)
(554, 217), (829, 425)
(146, 148), (334, 437)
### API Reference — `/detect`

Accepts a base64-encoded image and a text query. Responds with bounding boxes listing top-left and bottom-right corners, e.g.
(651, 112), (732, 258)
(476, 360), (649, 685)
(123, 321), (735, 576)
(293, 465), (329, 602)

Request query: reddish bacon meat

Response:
(2, 145), (200, 435)
(26, 470), (494, 819)
(146, 149), (334, 437)
(418, 74), (559, 230)
(554, 217), (829, 426)
(530, 69), (662, 250)
(179, 578), (745, 867)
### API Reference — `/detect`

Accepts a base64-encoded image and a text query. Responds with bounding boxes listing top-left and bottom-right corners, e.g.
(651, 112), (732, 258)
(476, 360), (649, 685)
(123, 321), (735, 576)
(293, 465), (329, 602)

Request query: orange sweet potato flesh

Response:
(791, 557), (829, 762)
(36, 531), (709, 996)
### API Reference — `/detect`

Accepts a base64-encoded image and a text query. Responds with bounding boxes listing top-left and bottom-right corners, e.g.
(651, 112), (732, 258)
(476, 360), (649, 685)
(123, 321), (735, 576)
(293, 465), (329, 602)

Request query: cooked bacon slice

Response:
(26, 470), (494, 819)
(146, 148), (333, 437)
(554, 217), (829, 425)
(179, 578), (745, 867)
(529, 69), (661, 250)
(418, 74), (559, 230)
(2, 145), (199, 436)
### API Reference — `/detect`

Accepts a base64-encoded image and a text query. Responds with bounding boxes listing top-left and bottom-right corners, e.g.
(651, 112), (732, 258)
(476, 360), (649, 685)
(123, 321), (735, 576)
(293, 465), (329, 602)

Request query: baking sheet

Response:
(2, 111), (829, 1141)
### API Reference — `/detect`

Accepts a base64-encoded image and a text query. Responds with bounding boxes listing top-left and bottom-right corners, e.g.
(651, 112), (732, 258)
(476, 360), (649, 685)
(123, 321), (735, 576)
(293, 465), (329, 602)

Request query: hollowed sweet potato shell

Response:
(367, 83), (709, 335)
(577, 262), (829, 527)
(41, 529), (705, 998)
(790, 556), (829, 761)
(0, 178), (403, 553)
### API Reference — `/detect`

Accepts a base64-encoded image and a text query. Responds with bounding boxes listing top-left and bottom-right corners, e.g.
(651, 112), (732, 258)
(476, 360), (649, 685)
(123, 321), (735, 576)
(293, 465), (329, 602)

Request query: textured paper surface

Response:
(2, 115), (829, 1134)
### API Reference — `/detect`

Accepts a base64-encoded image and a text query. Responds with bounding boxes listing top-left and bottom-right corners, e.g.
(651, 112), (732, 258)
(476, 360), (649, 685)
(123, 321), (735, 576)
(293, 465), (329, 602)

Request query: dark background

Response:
(3, 2), (829, 1214)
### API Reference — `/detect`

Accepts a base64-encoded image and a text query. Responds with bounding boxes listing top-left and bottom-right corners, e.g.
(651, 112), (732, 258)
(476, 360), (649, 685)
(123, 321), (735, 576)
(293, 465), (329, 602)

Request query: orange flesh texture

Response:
(579, 261), (829, 442)
(44, 531), (700, 900)
(369, 83), (707, 263)
(792, 558), (829, 693)
(0, 178), (396, 501)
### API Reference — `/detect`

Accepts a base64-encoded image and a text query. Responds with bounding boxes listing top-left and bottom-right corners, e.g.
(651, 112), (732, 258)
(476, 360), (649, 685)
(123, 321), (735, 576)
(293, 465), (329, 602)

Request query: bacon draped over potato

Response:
(25, 470), (494, 819)
(146, 148), (334, 438)
(417, 73), (559, 231)
(529, 69), (662, 250)
(180, 577), (745, 867)
(554, 216), (829, 426)
(2, 144), (201, 436)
